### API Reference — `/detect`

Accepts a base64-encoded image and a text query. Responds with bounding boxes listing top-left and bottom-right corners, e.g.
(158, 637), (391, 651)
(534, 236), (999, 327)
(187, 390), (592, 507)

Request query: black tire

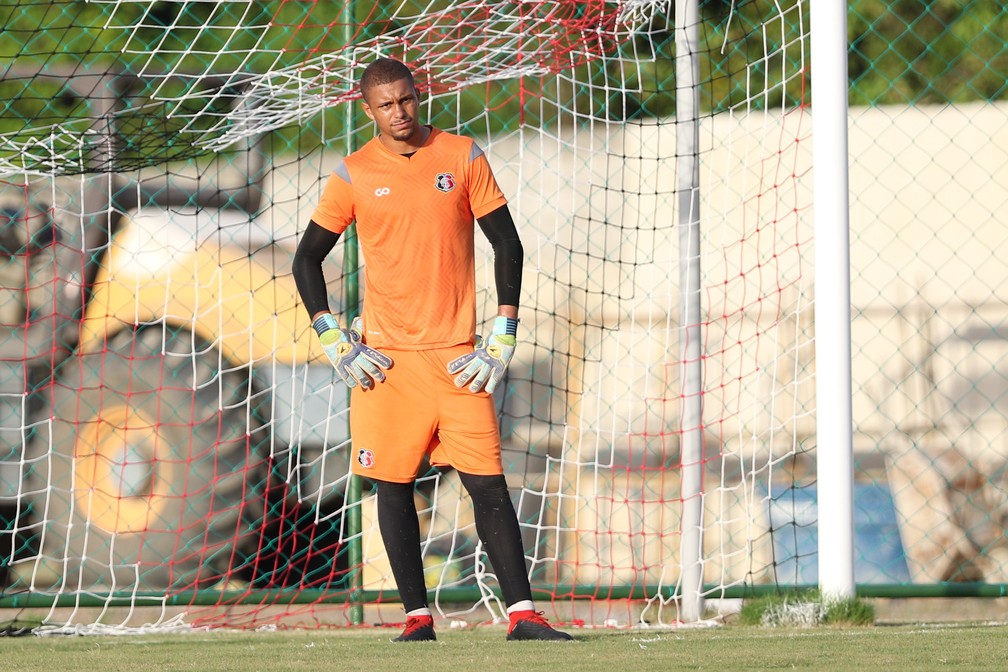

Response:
(247, 468), (352, 590)
(35, 325), (267, 592)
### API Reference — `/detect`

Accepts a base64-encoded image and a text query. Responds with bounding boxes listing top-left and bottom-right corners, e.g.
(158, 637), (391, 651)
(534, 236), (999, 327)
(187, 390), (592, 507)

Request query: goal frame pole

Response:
(811, 0), (856, 600)
(675, 0), (706, 624)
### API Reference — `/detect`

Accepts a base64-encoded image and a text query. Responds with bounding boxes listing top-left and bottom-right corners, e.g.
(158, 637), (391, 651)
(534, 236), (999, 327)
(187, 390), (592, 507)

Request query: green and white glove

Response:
(313, 314), (393, 390)
(447, 315), (518, 394)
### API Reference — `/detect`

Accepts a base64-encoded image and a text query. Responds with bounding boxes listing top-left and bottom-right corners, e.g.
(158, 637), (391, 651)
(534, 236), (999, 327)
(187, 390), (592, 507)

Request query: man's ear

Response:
(361, 101), (375, 121)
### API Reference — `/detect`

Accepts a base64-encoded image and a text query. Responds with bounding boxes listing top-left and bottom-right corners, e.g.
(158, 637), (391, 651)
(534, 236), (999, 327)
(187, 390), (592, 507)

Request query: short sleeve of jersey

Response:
(467, 147), (508, 219)
(311, 161), (354, 234)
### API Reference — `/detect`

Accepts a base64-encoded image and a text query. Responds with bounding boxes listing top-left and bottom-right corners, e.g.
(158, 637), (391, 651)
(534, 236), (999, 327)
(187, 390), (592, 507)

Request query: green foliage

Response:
(2, 0), (1006, 160)
(849, 0), (1008, 104)
(822, 595), (877, 625)
(738, 590), (800, 625)
(738, 589), (876, 626)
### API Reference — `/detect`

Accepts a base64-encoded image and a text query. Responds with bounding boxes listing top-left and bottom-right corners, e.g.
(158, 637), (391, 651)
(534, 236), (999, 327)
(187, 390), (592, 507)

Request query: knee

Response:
(376, 479), (416, 506)
(457, 471), (510, 506)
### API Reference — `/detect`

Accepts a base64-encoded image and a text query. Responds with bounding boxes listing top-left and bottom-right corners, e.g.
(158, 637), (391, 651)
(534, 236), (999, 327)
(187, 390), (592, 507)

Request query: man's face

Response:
(361, 78), (422, 145)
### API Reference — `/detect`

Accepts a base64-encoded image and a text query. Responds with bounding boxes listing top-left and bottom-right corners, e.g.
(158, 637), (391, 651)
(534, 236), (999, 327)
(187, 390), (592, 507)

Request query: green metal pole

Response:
(7, 582), (1000, 611)
(342, 2), (363, 626)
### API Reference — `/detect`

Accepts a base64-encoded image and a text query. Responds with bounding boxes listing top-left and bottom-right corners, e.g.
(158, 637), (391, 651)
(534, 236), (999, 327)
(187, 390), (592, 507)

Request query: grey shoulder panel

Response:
(469, 142), (485, 162)
(333, 157), (352, 183)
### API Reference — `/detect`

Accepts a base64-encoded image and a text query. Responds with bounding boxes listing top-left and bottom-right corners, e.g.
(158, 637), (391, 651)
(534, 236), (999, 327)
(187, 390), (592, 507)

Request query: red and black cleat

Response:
(506, 611), (574, 641)
(392, 615), (436, 642)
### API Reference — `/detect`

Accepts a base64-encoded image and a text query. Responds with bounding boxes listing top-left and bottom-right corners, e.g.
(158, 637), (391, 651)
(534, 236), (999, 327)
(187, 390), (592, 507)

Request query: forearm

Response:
(292, 219), (341, 318)
(497, 304), (518, 319)
(477, 205), (523, 311)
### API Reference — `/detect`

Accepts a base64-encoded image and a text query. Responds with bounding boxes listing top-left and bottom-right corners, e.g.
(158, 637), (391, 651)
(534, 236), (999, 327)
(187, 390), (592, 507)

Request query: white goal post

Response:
(810, 0), (855, 601)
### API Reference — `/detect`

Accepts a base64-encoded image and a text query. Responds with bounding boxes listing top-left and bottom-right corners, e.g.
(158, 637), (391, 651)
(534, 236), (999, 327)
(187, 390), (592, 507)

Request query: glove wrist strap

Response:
(492, 315), (519, 337)
(312, 313), (339, 336)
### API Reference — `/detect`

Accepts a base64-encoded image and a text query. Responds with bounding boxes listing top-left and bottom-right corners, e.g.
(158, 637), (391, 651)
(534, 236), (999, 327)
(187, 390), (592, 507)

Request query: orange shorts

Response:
(348, 344), (503, 483)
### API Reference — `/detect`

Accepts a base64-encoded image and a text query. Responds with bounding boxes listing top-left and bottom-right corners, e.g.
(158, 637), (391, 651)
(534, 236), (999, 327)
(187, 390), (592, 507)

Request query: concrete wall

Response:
(483, 103), (1007, 584)
(471, 103), (1008, 462)
(267, 103), (1007, 584)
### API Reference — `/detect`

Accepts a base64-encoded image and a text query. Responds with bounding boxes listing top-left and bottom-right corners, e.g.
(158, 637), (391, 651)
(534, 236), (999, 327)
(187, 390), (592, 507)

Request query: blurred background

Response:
(0, 0), (1005, 632)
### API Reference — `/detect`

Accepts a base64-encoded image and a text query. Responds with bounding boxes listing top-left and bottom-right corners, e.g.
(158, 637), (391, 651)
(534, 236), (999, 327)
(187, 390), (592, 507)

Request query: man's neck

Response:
(380, 125), (431, 155)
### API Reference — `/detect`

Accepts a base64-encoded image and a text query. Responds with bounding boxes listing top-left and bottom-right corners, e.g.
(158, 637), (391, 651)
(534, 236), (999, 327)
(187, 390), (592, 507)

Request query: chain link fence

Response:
(0, 0), (1005, 631)
(846, 1), (1008, 587)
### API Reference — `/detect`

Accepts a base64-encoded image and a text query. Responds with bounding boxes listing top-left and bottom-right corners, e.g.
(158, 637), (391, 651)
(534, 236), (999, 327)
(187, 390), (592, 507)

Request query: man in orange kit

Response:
(292, 57), (572, 643)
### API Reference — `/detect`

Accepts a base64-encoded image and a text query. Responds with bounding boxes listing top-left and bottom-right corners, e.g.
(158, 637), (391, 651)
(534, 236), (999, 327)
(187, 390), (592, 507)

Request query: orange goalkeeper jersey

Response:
(311, 127), (508, 350)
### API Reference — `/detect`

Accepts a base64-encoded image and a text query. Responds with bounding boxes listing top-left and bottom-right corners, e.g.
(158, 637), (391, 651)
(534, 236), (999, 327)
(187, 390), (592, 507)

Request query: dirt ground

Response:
(869, 597), (1008, 625)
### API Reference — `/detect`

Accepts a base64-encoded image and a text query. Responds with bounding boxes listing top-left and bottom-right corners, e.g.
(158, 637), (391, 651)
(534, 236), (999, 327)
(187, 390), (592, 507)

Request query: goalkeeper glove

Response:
(313, 314), (393, 390)
(447, 315), (518, 394)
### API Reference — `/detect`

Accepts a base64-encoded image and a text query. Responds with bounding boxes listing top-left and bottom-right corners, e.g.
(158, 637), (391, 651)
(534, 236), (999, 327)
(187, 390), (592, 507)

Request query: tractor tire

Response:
(36, 325), (268, 593)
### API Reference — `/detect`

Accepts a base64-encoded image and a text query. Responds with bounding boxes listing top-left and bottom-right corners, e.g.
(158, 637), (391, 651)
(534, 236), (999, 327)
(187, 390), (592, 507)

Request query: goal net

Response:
(0, 0), (813, 632)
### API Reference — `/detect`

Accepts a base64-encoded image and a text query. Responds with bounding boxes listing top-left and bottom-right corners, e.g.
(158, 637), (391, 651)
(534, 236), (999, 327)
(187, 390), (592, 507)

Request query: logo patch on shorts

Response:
(434, 172), (456, 193)
(357, 448), (375, 469)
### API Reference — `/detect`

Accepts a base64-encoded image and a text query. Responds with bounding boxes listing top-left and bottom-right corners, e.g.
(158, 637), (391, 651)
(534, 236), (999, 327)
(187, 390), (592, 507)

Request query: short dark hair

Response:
(359, 57), (415, 98)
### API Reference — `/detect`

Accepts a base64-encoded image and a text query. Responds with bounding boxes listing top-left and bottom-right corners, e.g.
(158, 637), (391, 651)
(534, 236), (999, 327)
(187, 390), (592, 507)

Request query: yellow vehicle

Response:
(0, 66), (348, 592)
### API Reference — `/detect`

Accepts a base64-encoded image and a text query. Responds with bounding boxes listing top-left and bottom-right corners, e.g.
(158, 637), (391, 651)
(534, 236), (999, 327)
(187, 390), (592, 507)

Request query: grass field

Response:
(4, 622), (1008, 672)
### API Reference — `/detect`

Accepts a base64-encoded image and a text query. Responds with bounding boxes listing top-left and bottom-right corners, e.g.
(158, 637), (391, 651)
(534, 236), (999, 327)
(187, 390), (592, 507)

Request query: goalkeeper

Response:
(292, 57), (572, 643)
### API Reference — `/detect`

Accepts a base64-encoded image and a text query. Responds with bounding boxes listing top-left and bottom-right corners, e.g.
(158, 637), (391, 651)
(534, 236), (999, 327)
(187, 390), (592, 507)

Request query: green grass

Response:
(3, 623), (1008, 672)
(738, 589), (876, 626)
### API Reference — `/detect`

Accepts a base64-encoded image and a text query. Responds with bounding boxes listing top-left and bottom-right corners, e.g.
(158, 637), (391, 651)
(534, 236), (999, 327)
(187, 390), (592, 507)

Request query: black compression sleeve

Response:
(291, 219), (340, 318)
(476, 204), (523, 307)
(375, 480), (429, 612)
(457, 471), (533, 607)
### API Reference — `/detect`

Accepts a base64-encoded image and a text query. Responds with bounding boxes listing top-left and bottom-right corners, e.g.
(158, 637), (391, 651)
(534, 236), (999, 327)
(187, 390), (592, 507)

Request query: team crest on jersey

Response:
(357, 448), (375, 469)
(434, 172), (456, 193)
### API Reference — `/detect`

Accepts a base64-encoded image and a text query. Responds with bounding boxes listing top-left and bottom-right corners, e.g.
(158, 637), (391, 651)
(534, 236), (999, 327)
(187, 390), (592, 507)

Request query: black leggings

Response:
(375, 472), (533, 613)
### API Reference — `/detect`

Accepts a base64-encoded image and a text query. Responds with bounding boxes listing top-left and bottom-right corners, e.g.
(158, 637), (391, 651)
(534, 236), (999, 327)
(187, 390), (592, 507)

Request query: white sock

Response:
(406, 607), (432, 618)
(506, 600), (535, 614)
